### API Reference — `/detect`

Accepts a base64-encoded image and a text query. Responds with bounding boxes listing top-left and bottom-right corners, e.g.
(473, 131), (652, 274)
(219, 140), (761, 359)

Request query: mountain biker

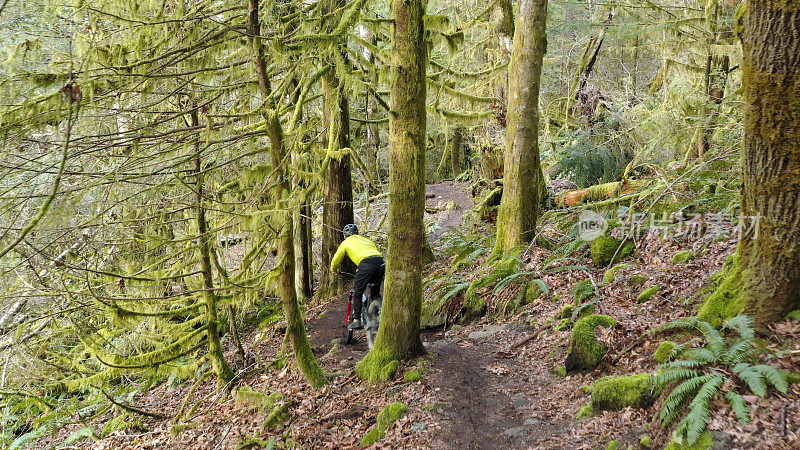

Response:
(330, 224), (385, 330)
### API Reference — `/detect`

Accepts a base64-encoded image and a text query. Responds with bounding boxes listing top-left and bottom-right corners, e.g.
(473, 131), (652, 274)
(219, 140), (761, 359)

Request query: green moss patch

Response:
(590, 374), (653, 411)
(361, 402), (408, 446)
(637, 285), (660, 303)
(672, 250), (694, 264)
(403, 369), (421, 382)
(556, 304), (575, 319)
(463, 284), (487, 319)
(565, 314), (617, 372)
(379, 360), (400, 382)
(590, 236), (634, 267)
(574, 404), (595, 420)
(554, 318), (573, 331)
(629, 274), (648, 285)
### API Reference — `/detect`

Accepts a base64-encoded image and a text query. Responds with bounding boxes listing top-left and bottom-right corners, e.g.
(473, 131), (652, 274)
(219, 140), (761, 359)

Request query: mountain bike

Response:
(339, 271), (383, 349)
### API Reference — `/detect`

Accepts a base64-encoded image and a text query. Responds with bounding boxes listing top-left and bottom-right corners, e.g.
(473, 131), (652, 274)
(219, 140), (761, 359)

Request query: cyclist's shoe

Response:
(348, 319), (364, 330)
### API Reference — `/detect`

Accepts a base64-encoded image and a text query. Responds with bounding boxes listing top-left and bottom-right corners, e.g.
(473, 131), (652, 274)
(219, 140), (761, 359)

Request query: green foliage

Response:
(653, 315), (788, 446)
(553, 126), (633, 189)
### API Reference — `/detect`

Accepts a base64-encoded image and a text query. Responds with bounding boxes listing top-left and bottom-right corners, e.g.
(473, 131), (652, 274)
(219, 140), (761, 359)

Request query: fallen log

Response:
(554, 179), (649, 207)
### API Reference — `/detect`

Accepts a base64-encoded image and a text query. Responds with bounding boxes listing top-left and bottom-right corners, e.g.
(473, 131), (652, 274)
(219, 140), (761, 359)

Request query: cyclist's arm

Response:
(330, 242), (348, 273)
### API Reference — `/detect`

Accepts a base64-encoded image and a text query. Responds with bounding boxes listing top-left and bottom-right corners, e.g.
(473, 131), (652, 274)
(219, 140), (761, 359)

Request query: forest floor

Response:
(82, 181), (800, 449)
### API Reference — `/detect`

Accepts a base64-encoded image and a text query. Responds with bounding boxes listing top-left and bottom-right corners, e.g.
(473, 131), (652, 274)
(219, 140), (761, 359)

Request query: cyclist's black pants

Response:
(352, 256), (385, 321)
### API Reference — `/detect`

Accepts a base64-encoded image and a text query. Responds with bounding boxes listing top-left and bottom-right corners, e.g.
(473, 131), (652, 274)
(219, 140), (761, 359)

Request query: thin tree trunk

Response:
(357, 0), (426, 381)
(247, 0), (327, 387)
(699, 0), (800, 327)
(450, 125), (463, 177)
(190, 108), (233, 384)
(288, 76), (314, 302)
(494, 0), (548, 255)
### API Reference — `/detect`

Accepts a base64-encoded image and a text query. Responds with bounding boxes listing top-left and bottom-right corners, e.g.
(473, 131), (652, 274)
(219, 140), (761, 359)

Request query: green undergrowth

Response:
(424, 231), (549, 324)
(653, 315), (789, 447)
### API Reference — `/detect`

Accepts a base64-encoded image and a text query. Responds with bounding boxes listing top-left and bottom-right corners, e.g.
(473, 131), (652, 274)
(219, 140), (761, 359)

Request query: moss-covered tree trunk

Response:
(191, 108), (233, 384)
(699, 0), (800, 327)
(450, 125), (463, 177)
(248, 0), (327, 387)
(319, 59), (355, 299)
(357, 0), (426, 381)
(493, 0), (548, 255)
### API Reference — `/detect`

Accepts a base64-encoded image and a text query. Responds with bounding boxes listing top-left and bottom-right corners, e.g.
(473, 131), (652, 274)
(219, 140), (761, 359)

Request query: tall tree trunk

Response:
(493, 0), (548, 255)
(190, 108), (233, 384)
(247, 0), (327, 387)
(699, 0), (800, 327)
(357, 0), (426, 381)
(319, 49), (355, 300)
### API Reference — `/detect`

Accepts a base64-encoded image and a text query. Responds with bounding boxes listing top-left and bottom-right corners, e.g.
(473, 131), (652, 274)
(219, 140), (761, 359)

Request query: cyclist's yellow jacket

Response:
(330, 235), (382, 272)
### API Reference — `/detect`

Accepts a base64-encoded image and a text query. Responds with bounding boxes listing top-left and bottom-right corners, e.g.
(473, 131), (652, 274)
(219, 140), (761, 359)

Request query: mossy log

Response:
(554, 180), (648, 207)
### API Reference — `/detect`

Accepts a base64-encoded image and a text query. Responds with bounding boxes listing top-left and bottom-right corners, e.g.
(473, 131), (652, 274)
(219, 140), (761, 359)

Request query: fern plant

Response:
(653, 315), (789, 446)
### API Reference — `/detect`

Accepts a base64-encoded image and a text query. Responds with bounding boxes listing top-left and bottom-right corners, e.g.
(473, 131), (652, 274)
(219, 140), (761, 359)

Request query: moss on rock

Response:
(629, 274), (648, 285)
(605, 440), (622, 450)
(640, 435), (652, 448)
(637, 285), (660, 303)
(664, 431), (712, 449)
(554, 365), (567, 377)
(590, 374), (653, 411)
(671, 250), (694, 264)
(590, 236), (634, 267)
(361, 402), (408, 446)
(654, 341), (677, 363)
(564, 314), (617, 371)
(403, 369), (421, 382)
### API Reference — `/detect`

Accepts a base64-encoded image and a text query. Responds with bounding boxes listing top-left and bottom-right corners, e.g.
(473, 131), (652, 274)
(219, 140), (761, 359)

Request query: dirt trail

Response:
(304, 181), (573, 449)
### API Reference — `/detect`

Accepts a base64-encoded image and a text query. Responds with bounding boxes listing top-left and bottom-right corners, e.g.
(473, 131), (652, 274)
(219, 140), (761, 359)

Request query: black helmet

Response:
(343, 224), (358, 237)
